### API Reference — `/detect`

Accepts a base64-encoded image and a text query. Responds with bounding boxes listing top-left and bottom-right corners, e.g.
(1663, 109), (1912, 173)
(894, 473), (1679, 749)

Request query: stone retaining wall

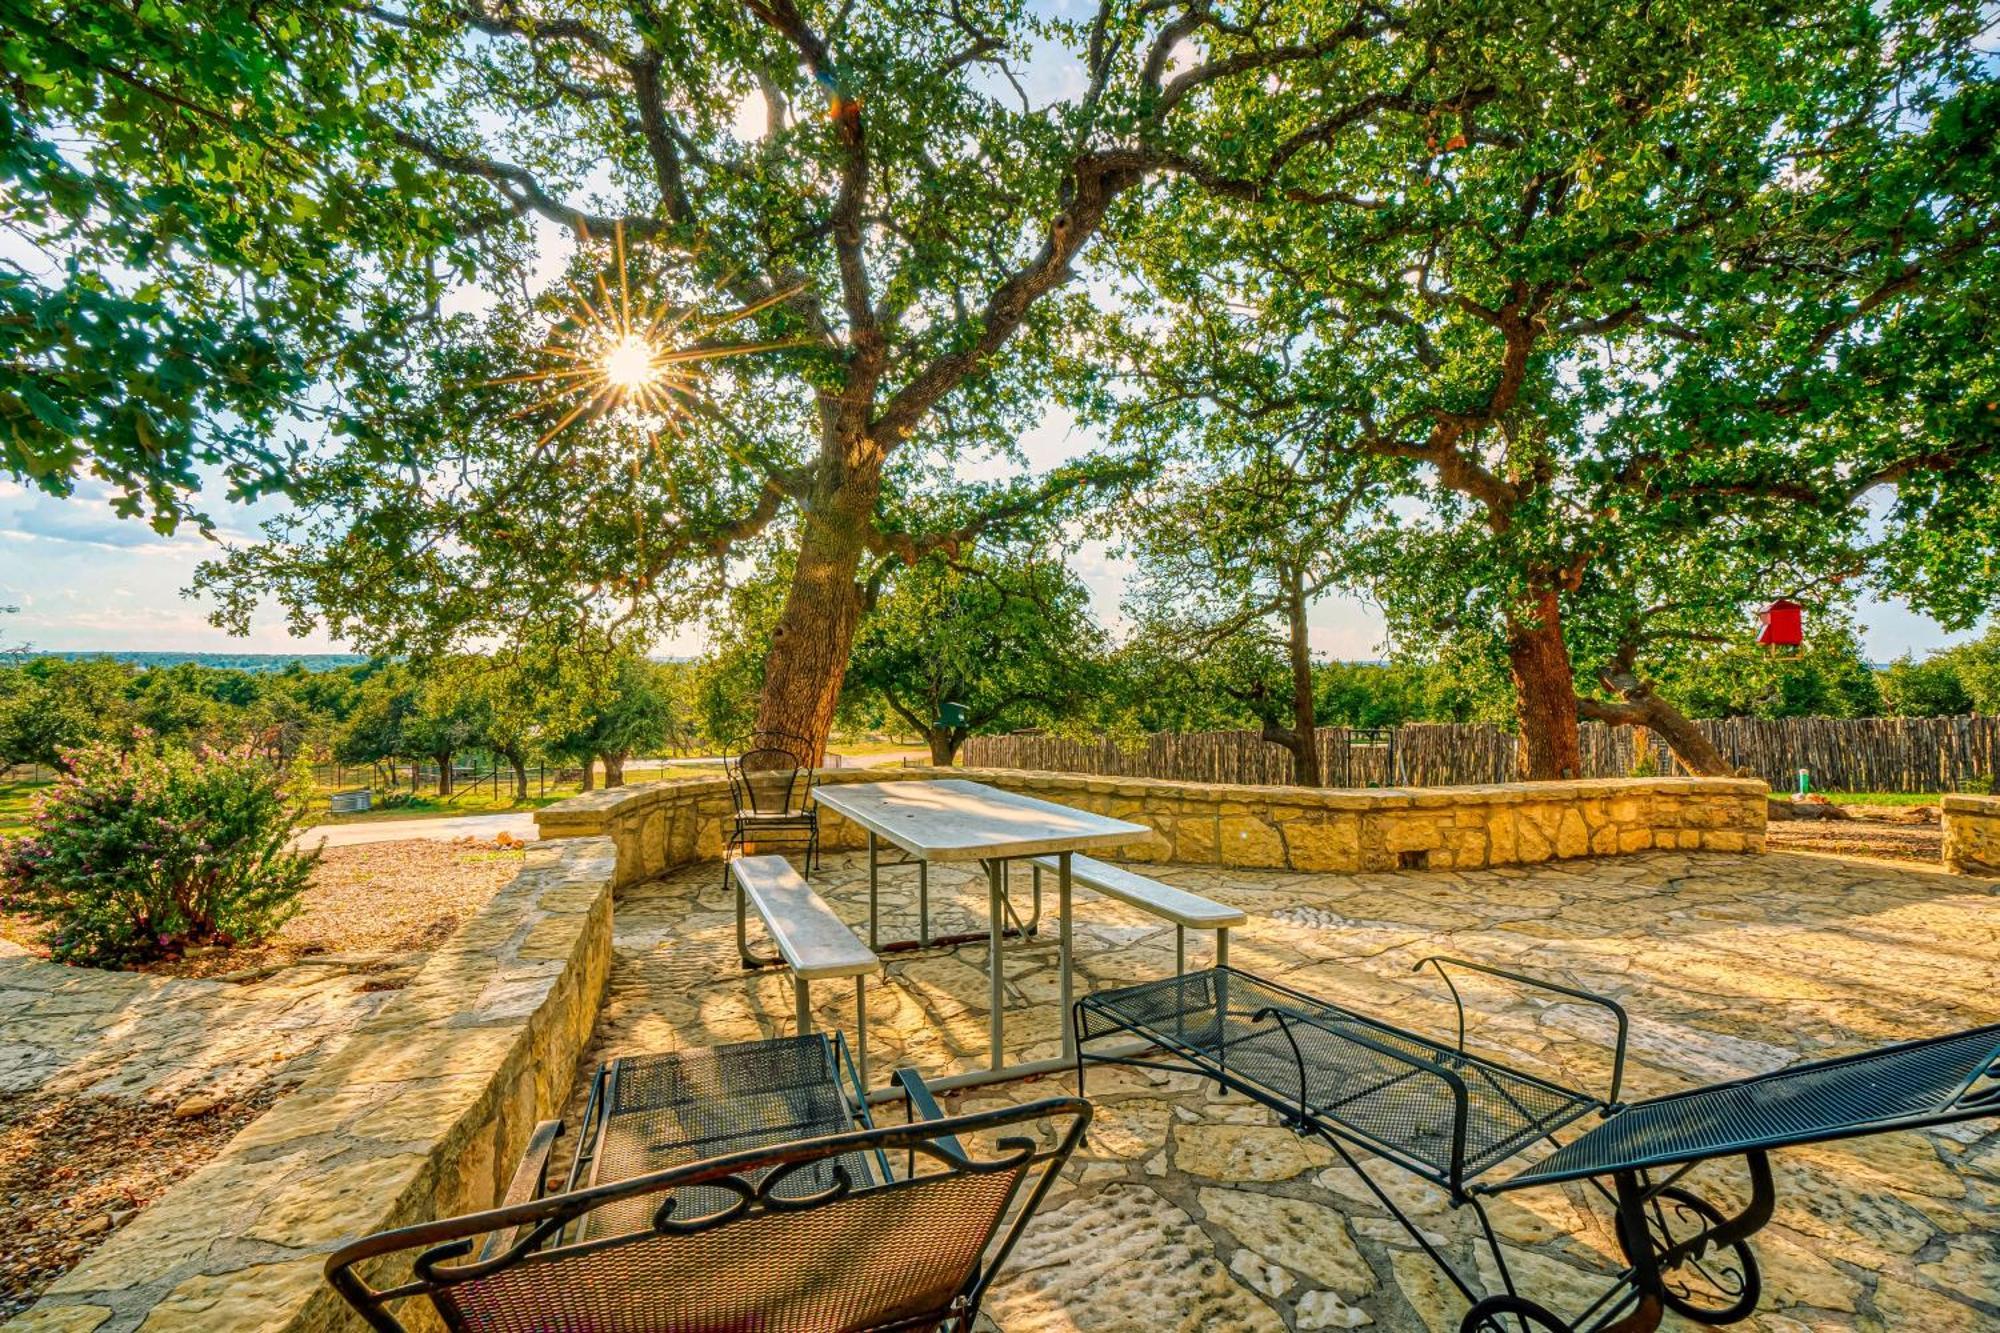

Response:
(13, 837), (618, 1333)
(1943, 794), (2000, 876)
(536, 767), (1767, 884)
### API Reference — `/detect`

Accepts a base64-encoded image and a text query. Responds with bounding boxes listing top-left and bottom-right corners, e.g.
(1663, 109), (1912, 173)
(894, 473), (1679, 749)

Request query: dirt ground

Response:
(1766, 819), (1944, 863)
(0, 1089), (282, 1320)
(2, 839), (525, 975)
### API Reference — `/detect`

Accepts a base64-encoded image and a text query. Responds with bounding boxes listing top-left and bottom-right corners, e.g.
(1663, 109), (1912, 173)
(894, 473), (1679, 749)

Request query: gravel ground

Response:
(0, 1089), (281, 1320)
(2, 839), (526, 976)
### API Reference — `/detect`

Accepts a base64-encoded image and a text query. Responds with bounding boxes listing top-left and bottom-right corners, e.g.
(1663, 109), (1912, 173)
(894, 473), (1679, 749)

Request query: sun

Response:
(488, 223), (800, 446)
(601, 334), (658, 391)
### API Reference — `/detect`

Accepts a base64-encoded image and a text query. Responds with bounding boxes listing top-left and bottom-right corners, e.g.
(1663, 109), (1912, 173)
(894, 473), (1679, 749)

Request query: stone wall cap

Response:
(1941, 793), (2000, 814)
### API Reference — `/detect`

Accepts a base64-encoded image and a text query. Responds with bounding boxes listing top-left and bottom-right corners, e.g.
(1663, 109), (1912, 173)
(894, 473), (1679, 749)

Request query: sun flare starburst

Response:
(488, 224), (799, 446)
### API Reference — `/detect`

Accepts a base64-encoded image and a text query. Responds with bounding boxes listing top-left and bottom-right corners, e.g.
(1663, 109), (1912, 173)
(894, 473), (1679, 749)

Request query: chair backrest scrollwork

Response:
(325, 1098), (1091, 1333)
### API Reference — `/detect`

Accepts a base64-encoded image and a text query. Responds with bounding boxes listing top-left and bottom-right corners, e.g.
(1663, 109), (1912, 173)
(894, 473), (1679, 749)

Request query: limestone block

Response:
(1219, 815), (1287, 869)
(1383, 818), (1442, 854)
(1515, 815), (1553, 863)
(1554, 808), (1590, 857)
(1284, 817), (1363, 873)
(1175, 816), (1220, 864)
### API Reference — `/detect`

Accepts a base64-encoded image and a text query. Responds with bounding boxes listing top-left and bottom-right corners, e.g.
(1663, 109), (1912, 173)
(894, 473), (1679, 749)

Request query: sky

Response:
(2, 6), (1986, 665)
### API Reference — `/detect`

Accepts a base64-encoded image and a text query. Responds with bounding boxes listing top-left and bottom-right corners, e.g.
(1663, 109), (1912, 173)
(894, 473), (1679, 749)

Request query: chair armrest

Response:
(1249, 1004), (1473, 1188)
(892, 1067), (965, 1161)
(1414, 956), (1629, 1104)
(501, 1120), (564, 1208)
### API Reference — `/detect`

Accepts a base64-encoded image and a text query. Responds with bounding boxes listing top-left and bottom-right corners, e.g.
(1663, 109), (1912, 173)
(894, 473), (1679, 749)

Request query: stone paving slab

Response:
(573, 849), (1999, 1331)
(0, 956), (392, 1106)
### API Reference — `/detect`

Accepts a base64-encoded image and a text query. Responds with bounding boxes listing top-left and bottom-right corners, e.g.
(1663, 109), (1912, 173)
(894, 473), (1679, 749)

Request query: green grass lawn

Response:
(0, 778), (46, 838)
(1818, 791), (1948, 807)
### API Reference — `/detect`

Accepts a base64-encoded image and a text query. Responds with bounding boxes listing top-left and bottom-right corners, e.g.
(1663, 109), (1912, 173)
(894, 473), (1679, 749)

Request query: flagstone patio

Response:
(569, 848), (1999, 1332)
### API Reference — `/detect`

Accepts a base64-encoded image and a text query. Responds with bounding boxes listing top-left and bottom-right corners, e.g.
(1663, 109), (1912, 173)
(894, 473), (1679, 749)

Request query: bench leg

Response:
(867, 832), (879, 950)
(736, 878), (752, 969)
(795, 977), (812, 1036)
(918, 858), (930, 948)
(1176, 925), (1186, 977)
(1217, 928), (1229, 969)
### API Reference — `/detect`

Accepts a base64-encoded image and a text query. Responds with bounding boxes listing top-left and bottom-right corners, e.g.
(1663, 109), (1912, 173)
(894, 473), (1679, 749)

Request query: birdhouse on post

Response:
(1756, 598), (1803, 648)
(938, 701), (969, 730)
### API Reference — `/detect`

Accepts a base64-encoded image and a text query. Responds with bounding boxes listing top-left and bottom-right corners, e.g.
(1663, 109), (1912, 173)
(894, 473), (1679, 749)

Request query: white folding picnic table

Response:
(809, 779), (1147, 1088)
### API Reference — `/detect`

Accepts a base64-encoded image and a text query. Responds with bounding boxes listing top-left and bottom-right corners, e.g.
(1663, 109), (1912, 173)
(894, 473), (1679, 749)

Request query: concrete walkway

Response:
(293, 811), (538, 849)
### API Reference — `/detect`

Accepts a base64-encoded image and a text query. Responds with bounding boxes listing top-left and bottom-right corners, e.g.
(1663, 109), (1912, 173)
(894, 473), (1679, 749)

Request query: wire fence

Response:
(962, 715), (2000, 794)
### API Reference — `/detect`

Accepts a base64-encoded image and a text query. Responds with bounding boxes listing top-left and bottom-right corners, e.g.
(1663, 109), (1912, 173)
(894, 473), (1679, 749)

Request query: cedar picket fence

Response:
(960, 715), (2000, 794)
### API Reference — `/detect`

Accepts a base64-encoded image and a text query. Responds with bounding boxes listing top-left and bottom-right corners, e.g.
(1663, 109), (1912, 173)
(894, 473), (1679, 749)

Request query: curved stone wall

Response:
(13, 837), (617, 1333)
(535, 766), (1767, 887)
(1943, 794), (2000, 876)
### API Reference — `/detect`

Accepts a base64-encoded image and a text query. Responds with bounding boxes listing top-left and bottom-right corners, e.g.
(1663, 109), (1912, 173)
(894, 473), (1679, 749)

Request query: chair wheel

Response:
(1619, 1185), (1760, 1324)
(1460, 1294), (1574, 1332)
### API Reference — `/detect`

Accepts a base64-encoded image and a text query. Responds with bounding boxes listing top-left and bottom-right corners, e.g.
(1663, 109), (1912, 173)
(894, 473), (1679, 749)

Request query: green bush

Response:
(0, 743), (318, 965)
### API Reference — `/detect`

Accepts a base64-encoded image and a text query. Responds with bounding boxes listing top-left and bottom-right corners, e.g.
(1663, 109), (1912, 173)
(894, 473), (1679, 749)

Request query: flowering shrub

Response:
(0, 743), (319, 965)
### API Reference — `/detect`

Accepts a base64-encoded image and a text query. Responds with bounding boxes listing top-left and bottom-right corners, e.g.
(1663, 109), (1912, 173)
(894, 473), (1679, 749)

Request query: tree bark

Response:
(1507, 586), (1582, 780)
(1578, 670), (1741, 777)
(579, 759), (595, 793)
(508, 754), (529, 802)
(600, 751), (626, 787)
(434, 752), (454, 796)
(1285, 570), (1322, 787)
(925, 728), (965, 766)
(751, 453), (879, 764)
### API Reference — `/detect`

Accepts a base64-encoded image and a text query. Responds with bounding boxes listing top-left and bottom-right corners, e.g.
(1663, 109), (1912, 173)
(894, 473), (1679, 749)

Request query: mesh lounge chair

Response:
(1076, 961), (2000, 1332)
(723, 730), (822, 885)
(325, 1035), (1089, 1333)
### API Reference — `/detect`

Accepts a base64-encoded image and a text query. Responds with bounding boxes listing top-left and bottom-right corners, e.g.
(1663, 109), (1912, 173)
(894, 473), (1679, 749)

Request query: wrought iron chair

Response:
(326, 1036), (1090, 1333)
(723, 729), (822, 886)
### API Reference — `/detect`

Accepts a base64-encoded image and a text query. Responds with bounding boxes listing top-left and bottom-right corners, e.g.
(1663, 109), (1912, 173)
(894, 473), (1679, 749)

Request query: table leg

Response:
(795, 977), (812, 1036)
(867, 831), (879, 950)
(1059, 851), (1075, 1062)
(1176, 924), (1186, 977)
(918, 857), (930, 947)
(855, 976), (869, 1090)
(987, 857), (1004, 1071)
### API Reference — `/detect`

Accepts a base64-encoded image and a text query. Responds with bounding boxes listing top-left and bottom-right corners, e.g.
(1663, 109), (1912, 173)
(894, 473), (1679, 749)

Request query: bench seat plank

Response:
(732, 855), (878, 980)
(1030, 854), (1246, 929)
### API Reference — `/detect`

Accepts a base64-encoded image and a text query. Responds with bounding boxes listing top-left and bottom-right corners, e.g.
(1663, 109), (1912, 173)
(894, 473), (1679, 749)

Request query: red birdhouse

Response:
(1756, 598), (1803, 647)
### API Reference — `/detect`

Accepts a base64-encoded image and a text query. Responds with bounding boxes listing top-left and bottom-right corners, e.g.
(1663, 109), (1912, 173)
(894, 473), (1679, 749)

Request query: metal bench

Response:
(1030, 853), (1245, 971)
(1076, 960), (2000, 1332)
(733, 854), (879, 1084)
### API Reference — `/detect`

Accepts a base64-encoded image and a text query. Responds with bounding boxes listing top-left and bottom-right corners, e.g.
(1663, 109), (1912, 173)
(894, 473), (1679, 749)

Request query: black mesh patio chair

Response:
(326, 1035), (1089, 1333)
(723, 729), (821, 885)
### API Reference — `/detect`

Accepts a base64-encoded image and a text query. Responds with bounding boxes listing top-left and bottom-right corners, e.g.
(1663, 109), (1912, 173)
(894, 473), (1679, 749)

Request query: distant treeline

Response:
(19, 651), (370, 674)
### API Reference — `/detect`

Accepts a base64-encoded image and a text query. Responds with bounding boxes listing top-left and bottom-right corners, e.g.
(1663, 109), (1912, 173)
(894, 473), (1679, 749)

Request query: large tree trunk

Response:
(508, 755), (529, 802)
(434, 752), (454, 796)
(578, 759), (595, 793)
(1285, 571), (1322, 787)
(1507, 586), (1582, 780)
(599, 751), (626, 787)
(925, 728), (964, 767)
(1579, 670), (1740, 777)
(752, 456), (880, 764)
